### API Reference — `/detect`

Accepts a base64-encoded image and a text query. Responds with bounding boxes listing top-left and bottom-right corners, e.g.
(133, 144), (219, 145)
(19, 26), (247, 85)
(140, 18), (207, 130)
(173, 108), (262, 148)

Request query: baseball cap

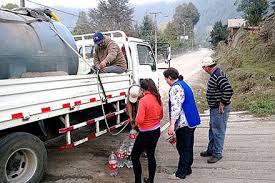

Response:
(201, 56), (216, 67)
(128, 85), (141, 103)
(93, 32), (104, 45)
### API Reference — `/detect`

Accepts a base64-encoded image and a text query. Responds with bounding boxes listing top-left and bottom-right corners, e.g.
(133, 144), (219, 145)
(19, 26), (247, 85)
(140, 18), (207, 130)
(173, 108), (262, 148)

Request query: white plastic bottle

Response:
(108, 151), (118, 176)
(129, 129), (137, 146)
(116, 145), (126, 168)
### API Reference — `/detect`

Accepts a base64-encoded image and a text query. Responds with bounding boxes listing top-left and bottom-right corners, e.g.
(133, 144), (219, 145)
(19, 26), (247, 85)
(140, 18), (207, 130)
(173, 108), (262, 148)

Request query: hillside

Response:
(214, 14), (275, 116)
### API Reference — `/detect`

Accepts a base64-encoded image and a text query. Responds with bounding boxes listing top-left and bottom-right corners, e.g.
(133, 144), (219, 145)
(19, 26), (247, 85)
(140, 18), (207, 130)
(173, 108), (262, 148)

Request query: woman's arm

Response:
(135, 100), (145, 126)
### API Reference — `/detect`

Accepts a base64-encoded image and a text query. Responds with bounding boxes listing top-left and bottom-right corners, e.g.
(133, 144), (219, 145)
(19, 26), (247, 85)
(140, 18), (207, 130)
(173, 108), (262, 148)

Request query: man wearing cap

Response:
(200, 56), (233, 163)
(92, 32), (127, 73)
(127, 85), (143, 128)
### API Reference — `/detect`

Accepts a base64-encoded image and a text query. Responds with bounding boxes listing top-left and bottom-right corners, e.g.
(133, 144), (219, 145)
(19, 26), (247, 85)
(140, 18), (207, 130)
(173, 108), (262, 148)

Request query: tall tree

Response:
(173, 2), (200, 36)
(271, 0), (275, 12)
(139, 15), (154, 41)
(88, 0), (134, 34)
(73, 11), (92, 35)
(1, 3), (19, 10)
(236, 0), (269, 26)
(210, 21), (228, 47)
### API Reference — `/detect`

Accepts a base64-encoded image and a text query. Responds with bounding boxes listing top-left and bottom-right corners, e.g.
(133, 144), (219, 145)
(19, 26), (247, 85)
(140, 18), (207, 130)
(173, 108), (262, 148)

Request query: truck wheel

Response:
(0, 132), (47, 183)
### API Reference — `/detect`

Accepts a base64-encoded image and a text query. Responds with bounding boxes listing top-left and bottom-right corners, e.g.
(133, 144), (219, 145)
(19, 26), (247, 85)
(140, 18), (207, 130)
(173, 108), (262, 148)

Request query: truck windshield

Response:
(137, 45), (155, 65)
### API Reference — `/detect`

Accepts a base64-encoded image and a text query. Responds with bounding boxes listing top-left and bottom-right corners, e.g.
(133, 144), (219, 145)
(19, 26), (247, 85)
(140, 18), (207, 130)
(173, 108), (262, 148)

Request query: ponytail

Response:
(178, 75), (184, 80)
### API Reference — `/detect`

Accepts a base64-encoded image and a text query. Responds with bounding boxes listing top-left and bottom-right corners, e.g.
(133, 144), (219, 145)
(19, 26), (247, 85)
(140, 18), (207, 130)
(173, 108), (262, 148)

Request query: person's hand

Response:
(168, 124), (175, 136)
(99, 61), (107, 69)
(219, 102), (224, 113)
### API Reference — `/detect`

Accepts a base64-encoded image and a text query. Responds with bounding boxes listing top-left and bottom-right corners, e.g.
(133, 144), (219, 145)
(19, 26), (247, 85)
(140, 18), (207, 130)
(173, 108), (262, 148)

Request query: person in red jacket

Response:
(131, 79), (163, 183)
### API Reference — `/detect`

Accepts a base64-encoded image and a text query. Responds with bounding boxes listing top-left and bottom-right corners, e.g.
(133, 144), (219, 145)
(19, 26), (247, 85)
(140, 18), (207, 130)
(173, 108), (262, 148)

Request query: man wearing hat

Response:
(200, 56), (233, 163)
(92, 32), (127, 73)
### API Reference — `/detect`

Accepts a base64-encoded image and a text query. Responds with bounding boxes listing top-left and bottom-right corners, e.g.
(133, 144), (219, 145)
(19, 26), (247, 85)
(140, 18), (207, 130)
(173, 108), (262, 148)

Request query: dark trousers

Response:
(175, 126), (195, 177)
(131, 128), (160, 183)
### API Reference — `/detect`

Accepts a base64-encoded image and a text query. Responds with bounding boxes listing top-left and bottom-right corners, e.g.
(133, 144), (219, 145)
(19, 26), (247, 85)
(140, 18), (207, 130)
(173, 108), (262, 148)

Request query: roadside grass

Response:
(213, 31), (275, 117)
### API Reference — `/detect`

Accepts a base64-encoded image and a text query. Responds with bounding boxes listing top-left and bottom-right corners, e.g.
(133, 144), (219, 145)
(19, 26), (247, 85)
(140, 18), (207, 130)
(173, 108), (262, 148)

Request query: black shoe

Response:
(143, 177), (153, 183)
(200, 151), (212, 157)
(207, 156), (222, 164)
(187, 168), (192, 175)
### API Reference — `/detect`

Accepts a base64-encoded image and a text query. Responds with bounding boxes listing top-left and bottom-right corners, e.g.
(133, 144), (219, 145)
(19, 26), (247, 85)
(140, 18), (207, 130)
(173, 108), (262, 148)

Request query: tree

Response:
(210, 21), (228, 47)
(139, 15), (154, 41)
(173, 2), (200, 36)
(271, 0), (275, 12)
(1, 3), (19, 10)
(236, 0), (269, 26)
(88, 0), (134, 34)
(73, 11), (92, 35)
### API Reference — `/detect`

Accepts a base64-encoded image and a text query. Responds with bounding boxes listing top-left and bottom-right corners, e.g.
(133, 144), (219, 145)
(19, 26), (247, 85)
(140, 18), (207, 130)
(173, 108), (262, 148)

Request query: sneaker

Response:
(207, 156), (222, 164)
(143, 177), (153, 183)
(169, 173), (186, 180)
(200, 151), (212, 157)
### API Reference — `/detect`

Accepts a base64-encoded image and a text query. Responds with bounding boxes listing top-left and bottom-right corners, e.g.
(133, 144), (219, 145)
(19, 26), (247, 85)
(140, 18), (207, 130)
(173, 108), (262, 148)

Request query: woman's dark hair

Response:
(163, 67), (183, 80)
(140, 79), (162, 105)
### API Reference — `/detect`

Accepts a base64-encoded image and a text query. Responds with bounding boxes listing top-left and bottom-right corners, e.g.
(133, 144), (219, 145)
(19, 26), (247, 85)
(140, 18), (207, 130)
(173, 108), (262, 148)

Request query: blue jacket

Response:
(169, 80), (201, 128)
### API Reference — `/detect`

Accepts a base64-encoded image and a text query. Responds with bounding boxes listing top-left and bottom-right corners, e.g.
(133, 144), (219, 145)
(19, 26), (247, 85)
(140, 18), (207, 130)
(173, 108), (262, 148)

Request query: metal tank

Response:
(0, 9), (79, 79)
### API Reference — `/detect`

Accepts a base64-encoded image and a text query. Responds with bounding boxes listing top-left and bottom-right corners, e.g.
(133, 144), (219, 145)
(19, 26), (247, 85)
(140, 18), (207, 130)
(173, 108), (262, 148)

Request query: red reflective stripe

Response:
(86, 119), (96, 125)
(74, 101), (81, 106)
(106, 95), (112, 98)
(120, 92), (126, 96)
(106, 113), (115, 118)
(62, 103), (70, 108)
(12, 113), (23, 119)
(90, 98), (96, 102)
(109, 125), (116, 131)
(41, 107), (51, 113)
(59, 144), (75, 150)
(88, 134), (96, 140)
(59, 126), (74, 134)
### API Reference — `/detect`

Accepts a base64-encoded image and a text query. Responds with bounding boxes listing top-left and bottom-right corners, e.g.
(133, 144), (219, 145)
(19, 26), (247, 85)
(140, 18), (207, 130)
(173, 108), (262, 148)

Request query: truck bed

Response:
(0, 73), (131, 130)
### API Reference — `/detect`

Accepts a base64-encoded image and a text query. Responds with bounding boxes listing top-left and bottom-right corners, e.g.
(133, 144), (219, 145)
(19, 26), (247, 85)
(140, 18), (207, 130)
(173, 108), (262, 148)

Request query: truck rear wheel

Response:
(0, 132), (47, 183)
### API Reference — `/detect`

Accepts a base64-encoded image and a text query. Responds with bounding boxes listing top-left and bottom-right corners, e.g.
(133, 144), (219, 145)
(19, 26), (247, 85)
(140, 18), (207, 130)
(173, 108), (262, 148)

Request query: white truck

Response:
(0, 9), (171, 183)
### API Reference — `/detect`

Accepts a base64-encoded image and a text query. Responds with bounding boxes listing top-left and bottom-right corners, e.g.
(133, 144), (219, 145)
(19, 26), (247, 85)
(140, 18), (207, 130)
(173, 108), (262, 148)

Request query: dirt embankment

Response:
(214, 14), (275, 116)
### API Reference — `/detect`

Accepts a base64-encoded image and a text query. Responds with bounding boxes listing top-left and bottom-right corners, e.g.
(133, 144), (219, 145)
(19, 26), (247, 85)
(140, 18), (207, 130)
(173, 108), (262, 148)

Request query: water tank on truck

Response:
(0, 8), (79, 79)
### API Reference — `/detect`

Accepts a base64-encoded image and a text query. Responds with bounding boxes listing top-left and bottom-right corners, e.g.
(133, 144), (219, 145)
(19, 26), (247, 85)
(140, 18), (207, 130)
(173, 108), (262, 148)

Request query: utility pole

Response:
(150, 12), (161, 62)
(20, 0), (25, 7)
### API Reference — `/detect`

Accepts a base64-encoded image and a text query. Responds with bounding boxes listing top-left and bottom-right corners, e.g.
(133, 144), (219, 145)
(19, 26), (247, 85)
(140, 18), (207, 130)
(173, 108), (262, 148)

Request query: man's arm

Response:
(93, 48), (100, 69)
(217, 75), (233, 113)
(126, 102), (135, 128)
(103, 42), (119, 65)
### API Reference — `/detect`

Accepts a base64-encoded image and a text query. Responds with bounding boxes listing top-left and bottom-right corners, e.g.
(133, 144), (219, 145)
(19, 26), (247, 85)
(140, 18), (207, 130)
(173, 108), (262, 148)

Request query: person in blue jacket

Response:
(163, 67), (200, 179)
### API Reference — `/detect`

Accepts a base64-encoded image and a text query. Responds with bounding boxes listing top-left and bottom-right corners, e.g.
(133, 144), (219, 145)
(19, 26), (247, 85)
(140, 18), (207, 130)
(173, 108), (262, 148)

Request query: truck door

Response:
(136, 44), (159, 87)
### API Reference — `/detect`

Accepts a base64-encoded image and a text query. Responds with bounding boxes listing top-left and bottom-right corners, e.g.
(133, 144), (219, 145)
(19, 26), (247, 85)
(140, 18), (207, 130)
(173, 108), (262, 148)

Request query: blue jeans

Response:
(207, 105), (230, 158)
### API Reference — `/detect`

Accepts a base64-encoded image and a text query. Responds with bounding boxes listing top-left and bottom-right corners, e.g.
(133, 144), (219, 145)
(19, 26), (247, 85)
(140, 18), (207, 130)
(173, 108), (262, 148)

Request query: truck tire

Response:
(0, 132), (47, 183)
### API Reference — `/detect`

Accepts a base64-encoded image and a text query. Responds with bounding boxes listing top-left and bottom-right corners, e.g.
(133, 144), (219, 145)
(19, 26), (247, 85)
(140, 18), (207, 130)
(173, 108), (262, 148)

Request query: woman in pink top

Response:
(131, 79), (163, 183)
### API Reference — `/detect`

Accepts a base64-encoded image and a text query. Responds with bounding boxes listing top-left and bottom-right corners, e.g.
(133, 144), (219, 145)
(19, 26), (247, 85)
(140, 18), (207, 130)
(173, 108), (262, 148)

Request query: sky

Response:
(0, 0), (177, 8)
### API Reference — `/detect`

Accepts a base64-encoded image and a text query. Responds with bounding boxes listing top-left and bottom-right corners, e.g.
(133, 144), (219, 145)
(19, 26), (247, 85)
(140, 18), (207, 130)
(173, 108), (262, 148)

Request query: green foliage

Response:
(139, 15), (154, 41)
(73, 11), (91, 35)
(272, 0), (275, 11)
(173, 2), (200, 37)
(1, 3), (19, 10)
(236, 0), (269, 26)
(88, 0), (134, 34)
(210, 21), (228, 47)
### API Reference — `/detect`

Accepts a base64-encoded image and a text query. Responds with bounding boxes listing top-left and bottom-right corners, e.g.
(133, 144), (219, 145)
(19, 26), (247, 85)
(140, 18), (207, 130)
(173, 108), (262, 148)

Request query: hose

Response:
(95, 70), (129, 136)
